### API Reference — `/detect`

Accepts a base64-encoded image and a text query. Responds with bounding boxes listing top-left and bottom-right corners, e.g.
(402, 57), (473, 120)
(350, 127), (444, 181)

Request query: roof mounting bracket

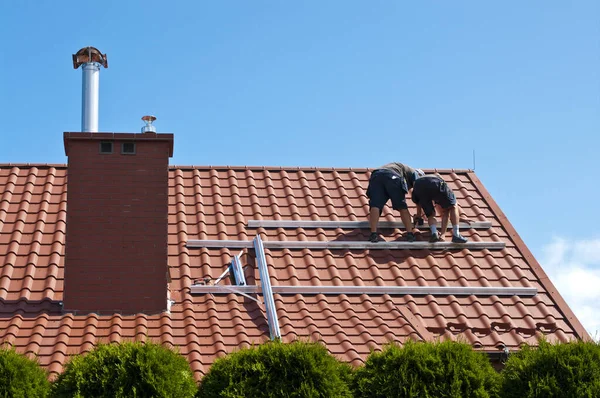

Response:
(220, 285), (261, 304)
(231, 250), (246, 285)
(213, 265), (232, 286)
(213, 250), (247, 286)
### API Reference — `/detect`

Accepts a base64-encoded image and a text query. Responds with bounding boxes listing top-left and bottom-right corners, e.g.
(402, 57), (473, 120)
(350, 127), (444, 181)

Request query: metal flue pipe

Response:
(72, 47), (108, 132)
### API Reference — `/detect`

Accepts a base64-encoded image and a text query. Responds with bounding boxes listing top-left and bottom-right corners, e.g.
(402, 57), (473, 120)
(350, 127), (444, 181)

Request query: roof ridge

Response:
(0, 163), (67, 168)
(169, 165), (474, 173)
(0, 163), (474, 174)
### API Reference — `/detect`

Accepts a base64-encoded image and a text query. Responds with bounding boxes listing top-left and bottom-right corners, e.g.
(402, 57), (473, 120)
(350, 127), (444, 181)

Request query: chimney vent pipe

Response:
(73, 47), (108, 132)
(141, 115), (157, 133)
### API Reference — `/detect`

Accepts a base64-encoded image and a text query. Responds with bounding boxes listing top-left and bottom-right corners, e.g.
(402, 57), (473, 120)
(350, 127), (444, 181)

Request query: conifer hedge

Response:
(196, 340), (353, 398)
(352, 340), (500, 398)
(0, 346), (51, 398)
(51, 341), (197, 398)
(501, 339), (600, 397)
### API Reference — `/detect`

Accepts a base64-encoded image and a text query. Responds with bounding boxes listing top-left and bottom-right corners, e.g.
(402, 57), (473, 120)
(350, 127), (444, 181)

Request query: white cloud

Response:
(540, 237), (600, 340)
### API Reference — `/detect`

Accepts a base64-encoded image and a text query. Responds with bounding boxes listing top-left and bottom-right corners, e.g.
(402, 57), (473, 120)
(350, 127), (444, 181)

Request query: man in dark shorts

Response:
(366, 162), (423, 242)
(411, 174), (468, 243)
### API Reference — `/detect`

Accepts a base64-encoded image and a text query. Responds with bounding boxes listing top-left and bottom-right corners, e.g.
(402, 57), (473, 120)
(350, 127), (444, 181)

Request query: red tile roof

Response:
(0, 164), (588, 380)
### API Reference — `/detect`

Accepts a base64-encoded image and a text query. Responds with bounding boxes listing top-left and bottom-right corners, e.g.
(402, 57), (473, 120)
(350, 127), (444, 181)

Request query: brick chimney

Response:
(62, 131), (174, 314)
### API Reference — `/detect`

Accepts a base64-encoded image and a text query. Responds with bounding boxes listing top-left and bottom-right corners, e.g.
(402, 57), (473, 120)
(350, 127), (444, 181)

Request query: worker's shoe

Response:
(405, 232), (416, 242)
(369, 232), (380, 243)
(451, 234), (468, 244)
(429, 232), (442, 243)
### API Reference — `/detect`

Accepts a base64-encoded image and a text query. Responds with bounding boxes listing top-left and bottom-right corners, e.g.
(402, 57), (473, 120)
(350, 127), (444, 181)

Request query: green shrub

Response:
(352, 340), (500, 398)
(51, 341), (196, 398)
(0, 346), (51, 398)
(197, 340), (353, 398)
(501, 339), (600, 397)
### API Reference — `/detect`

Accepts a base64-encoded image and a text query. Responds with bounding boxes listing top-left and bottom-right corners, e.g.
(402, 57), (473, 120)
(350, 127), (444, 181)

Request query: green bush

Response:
(0, 346), (51, 398)
(352, 340), (500, 398)
(197, 340), (353, 398)
(501, 339), (600, 397)
(51, 341), (196, 398)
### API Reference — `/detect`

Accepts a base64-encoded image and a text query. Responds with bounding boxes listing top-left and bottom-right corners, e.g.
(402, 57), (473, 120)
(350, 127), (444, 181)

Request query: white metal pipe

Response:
(81, 62), (100, 132)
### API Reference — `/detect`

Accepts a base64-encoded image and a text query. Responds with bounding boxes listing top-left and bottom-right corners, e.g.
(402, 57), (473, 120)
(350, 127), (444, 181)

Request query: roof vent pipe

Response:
(72, 47), (108, 132)
(141, 115), (157, 133)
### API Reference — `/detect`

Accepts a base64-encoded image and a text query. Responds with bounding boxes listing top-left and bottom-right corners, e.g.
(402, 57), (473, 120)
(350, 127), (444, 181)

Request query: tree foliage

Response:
(353, 340), (500, 398)
(501, 339), (600, 397)
(51, 341), (197, 398)
(197, 340), (352, 398)
(0, 346), (51, 398)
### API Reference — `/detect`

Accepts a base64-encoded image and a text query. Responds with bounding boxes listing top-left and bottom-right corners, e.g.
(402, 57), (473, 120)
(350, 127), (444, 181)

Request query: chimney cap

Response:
(73, 46), (108, 69)
(141, 115), (157, 133)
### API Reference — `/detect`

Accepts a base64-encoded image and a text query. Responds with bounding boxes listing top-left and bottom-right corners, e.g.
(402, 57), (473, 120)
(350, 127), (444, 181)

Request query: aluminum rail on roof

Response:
(254, 236), (281, 340)
(247, 220), (493, 230)
(186, 240), (506, 250)
(231, 252), (246, 285)
(190, 284), (538, 297)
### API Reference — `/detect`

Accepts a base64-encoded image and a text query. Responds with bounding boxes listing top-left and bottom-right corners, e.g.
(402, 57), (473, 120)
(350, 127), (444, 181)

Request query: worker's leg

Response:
(421, 201), (439, 242)
(449, 205), (467, 243)
(387, 176), (416, 241)
(365, 170), (388, 242)
(427, 214), (440, 242)
(449, 205), (459, 230)
(427, 215), (437, 230)
(438, 182), (468, 243)
(440, 207), (450, 237)
(400, 209), (416, 234)
(369, 207), (380, 233)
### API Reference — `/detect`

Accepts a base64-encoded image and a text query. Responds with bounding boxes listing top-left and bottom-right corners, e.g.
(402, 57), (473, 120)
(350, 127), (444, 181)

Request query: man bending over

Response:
(366, 162), (423, 242)
(411, 174), (468, 243)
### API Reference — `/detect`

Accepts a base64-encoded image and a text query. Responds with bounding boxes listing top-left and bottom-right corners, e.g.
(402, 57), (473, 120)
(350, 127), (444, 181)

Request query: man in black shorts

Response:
(366, 162), (423, 242)
(411, 174), (468, 243)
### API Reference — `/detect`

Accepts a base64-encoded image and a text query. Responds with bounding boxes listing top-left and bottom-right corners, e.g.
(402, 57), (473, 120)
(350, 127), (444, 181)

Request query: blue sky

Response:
(1, 1), (600, 334)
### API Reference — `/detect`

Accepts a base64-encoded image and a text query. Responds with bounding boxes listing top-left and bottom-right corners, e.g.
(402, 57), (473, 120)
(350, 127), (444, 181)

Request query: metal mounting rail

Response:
(190, 284), (537, 297)
(247, 220), (492, 230)
(231, 251), (246, 285)
(186, 239), (505, 250)
(254, 236), (281, 339)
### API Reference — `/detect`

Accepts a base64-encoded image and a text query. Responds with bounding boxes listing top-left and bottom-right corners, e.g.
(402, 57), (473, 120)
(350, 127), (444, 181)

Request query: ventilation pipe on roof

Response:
(141, 115), (157, 133)
(72, 47), (108, 132)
